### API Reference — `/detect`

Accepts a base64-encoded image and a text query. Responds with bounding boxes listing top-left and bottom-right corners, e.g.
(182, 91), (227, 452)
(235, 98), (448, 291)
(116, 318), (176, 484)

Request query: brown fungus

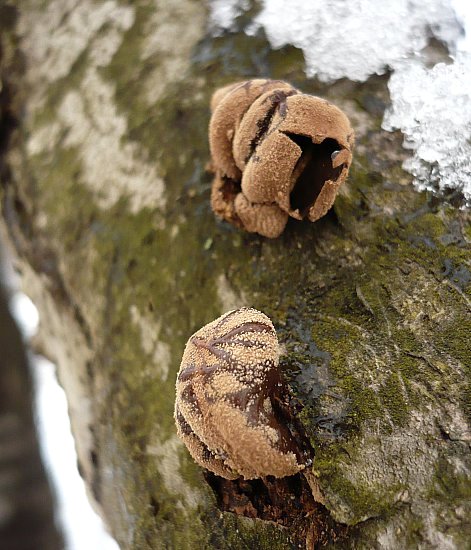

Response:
(209, 79), (354, 238)
(174, 307), (308, 480)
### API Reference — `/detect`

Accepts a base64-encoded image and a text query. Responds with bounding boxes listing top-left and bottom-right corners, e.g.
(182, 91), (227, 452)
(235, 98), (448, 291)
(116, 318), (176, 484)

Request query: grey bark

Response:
(0, 5), (62, 549)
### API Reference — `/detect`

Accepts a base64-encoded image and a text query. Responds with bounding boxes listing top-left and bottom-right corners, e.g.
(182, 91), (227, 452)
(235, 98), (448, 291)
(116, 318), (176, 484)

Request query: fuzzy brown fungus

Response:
(209, 79), (297, 181)
(209, 79), (355, 238)
(174, 307), (307, 480)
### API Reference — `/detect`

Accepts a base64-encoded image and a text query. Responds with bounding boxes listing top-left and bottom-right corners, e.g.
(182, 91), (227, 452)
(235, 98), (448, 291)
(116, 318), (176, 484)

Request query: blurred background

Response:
(0, 242), (119, 548)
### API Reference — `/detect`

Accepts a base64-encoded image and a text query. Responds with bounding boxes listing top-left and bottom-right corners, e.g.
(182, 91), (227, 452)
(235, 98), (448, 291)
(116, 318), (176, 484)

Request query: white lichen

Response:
(57, 72), (166, 214)
(216, 274), (248, 312)
(146, 435), (203, 509)
(19, 0), (135, 101)
(141, 0), (206, 105)
(21, 0), (167, 214)
(130, 305), (170, 382)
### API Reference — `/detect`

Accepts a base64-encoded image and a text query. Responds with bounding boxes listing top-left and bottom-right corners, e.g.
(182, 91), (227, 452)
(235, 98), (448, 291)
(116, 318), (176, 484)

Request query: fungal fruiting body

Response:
(209, 79), (355, 238)
(174, 308), (306, 480)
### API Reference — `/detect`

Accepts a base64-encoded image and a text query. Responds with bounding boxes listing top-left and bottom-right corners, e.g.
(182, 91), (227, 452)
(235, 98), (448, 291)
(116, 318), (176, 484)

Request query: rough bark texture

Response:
(0, 6), (62, 550)
(1, 1), (470, 549)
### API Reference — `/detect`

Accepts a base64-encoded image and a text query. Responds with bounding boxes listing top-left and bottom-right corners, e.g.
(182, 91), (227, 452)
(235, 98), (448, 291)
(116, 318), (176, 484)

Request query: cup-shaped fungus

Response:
(209, 79), (354, 238)
(174, 307), (306, 480)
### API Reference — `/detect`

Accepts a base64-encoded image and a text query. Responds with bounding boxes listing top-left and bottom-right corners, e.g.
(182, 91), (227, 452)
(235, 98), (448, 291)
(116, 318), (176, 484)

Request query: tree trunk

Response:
(0, 7), (62, 550)
(0, 264), (63, 550)
(1, 1), (470, 548)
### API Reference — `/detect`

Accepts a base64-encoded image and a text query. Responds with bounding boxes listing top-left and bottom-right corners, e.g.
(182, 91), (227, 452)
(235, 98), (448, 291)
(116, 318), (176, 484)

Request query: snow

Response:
(248, 0), (460, 82)
(10, 294), (120, 550)
(31, 356), (120, 550)
(383, 0), (471, 200)
(209, 0), (460, 81)
(209, 0), (249, 33)
(383, 54), (471, 200)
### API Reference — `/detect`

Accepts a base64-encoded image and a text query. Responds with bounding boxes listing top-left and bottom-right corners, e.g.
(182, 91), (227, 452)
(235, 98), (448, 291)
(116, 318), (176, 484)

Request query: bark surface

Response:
(1, 1), (470, 549)
(0, 6), (62, 549)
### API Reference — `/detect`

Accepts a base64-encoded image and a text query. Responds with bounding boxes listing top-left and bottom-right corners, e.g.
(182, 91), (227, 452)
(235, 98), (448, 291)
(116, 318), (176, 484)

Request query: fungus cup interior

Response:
(221, 174), (241, 203)
(285, 134), (345, 217)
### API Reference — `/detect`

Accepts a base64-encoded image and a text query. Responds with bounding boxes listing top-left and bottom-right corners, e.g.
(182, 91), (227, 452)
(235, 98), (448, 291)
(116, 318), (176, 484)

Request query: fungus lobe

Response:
(209, 79), (354, 238)
(174, 307), (307, 480)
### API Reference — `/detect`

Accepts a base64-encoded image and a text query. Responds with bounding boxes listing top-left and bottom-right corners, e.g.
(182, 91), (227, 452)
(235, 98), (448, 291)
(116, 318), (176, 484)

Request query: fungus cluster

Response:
(209, 79), (355, 238)
(174, 307), (306, 480)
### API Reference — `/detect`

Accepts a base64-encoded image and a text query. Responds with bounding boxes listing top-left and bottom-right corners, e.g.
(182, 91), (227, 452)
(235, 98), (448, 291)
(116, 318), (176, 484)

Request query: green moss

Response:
(435, 314), (471, 367)
(314, 444), (404, 524)
(429, 458), (471, 504)
(100, 3), (157, 129)
(378, 373), (409, 427)
(425, 458), (471, 548)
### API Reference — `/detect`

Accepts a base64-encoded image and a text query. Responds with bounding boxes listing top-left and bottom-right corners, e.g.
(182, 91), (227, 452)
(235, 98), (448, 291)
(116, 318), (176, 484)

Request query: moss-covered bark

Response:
(1, 1), (470, 548)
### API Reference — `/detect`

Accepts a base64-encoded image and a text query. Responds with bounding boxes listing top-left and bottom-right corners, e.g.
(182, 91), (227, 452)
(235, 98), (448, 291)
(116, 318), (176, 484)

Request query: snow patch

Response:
(248, 0), (459, 81)
(209, 0), (249, 33)
(383, 54), (471, 201)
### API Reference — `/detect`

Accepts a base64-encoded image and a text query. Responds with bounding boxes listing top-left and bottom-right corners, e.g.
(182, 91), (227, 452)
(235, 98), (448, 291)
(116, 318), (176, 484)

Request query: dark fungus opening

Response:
(221, 175), (242, 201)
(204, 471), (348, 547)
(286, 135), (344, 216)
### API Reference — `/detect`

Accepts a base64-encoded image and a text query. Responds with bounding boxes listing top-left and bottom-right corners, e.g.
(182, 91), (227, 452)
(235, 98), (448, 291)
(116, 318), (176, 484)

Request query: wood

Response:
(1, 1), (470, 548)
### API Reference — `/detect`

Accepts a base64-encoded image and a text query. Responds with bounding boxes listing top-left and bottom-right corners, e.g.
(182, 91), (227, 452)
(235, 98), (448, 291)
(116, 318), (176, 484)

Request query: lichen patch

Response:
(147, 435), (203, 510)
(130, 305), (170, 382)
(56, 77), (165, 213)
(21, 0), (166, 214)
(18, 0), (135, 104)
(140, 0), (206, 105)
(216, 273), (248, 312)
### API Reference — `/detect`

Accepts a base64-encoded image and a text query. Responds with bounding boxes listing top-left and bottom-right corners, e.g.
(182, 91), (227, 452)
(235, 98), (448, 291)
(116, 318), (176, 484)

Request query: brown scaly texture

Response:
(174, 307), (307, 480)
(209, 79), (354, 238)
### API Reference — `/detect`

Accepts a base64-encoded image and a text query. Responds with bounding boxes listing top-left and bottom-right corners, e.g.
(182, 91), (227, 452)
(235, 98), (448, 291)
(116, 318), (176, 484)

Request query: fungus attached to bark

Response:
(209, 79), (355, 238)
(174, 307), (307, 480)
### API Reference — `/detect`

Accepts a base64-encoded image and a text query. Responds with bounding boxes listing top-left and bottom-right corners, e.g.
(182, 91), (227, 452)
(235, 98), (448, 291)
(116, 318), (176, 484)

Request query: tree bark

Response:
(0, 6), (62, 550)
(1, 1), (470, 549)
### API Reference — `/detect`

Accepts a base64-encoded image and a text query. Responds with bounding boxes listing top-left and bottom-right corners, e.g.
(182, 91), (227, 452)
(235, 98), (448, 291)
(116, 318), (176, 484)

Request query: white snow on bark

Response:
(383, 53), (471, 201)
